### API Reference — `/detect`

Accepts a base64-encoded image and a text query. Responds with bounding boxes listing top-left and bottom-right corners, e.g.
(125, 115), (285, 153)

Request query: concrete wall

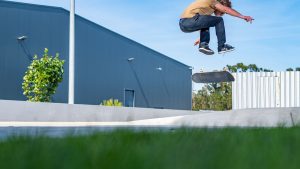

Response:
(1, 100), (300, 127)
(0, 1), (192, 110)
(1, 100), (300, 139)
(0, 100), (196, 122)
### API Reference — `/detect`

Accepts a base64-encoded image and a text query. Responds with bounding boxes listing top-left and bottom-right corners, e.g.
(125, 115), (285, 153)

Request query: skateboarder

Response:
(179, 0), (254, 55)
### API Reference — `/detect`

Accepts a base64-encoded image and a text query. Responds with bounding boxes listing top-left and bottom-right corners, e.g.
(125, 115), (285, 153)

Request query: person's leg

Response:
(179, 15), (233, 54)
(213, 18), (234, 54)
(180, 15), (226, 47)
(192, 15), (235, 54)
(180, 17), (214, 55)
(192, 15), (226, 49)
(200, 28), (210, 44)
(215, 18), (226, 49)
(199, 28), (214, 55)
(179, 18), (195, 33)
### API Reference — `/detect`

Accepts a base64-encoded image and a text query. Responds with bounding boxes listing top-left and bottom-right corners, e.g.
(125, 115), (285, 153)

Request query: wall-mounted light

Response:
(128, 57), (135, 62)
(189, 67), (194, 70)
(17, 36), (27, 41)
(156, 67), (163, 71)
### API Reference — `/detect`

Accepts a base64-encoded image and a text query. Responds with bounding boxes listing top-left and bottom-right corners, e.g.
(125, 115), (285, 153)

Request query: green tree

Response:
(226, 63), (273, 73)
(248, 64), (259, 72)
(296, 67), (300, 71)
(22, 48), (65, 102)
(193, 82), (232, 111)
(193, 63), (272, 111)
(286, 68), (294, 71)
(227, 63), (249, 72)
(193, 87), (210, 110)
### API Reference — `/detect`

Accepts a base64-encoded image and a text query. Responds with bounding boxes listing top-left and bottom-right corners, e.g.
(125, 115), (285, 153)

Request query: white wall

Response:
(232, 71), (300, 109)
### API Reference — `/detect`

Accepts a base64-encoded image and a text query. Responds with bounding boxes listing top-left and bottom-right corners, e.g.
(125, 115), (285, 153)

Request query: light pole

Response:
(68, 0), (75, 104)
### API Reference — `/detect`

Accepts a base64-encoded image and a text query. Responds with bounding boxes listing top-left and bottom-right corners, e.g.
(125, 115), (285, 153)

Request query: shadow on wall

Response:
(17, 35), (33, 61)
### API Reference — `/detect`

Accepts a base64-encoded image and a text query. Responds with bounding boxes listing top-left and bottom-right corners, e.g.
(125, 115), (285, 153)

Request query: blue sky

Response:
(10, 0), (300, 72)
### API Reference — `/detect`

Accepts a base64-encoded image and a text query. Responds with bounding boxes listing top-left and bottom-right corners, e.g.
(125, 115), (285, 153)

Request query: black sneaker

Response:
(199, 43), (214, 55)
(218, 44), (235, 54)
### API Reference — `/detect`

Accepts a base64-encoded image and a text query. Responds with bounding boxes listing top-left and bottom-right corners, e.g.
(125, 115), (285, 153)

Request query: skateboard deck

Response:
(192, 71), (235, 83)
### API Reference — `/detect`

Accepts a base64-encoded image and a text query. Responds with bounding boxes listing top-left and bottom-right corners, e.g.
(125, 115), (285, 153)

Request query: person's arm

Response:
(214, 3), (254, 23)
(214, 10), (224, 17)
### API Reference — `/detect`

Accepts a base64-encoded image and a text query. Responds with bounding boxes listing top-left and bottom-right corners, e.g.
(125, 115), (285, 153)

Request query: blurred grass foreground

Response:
(0, 128), (300, 169)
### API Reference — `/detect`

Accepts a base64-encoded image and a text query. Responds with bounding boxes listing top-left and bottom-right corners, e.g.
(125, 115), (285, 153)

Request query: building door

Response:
(124, 89), (135, 107)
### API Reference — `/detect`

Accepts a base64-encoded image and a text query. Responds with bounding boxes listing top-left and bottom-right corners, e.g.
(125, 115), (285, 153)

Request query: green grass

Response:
(1, 127), (300, 169)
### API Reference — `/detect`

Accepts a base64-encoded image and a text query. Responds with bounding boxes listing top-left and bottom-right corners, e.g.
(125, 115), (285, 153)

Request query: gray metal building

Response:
(0, 1), (192, 110)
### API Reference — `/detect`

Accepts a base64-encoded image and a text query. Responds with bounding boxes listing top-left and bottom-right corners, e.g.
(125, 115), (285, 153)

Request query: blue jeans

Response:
(179, 14), (226, 48)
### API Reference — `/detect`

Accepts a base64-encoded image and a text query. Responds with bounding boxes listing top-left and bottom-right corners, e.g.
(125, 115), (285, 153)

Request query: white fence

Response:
(232, 71), (300, 110)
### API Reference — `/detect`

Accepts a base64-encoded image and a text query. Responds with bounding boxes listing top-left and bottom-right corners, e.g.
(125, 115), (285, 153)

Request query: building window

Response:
(124, 89), (135, 107)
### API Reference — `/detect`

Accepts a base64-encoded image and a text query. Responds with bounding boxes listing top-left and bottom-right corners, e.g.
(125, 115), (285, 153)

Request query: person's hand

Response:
(194, 39), (200, 46)
(242, 16), (254, 23)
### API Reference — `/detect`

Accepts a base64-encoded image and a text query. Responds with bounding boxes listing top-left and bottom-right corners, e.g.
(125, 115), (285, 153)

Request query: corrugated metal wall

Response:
(0, 1), (192, 110)
(232, 71), (300, 109)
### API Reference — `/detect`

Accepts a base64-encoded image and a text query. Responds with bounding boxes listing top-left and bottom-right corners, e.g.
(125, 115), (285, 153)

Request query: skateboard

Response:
(192, 71), (235, 83)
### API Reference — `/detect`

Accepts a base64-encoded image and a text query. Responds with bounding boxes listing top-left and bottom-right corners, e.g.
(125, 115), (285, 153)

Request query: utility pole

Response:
(68, 0), (75, 104)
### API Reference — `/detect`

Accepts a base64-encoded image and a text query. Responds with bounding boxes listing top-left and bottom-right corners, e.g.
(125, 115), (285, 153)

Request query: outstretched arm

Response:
(214, 3), (254, 23)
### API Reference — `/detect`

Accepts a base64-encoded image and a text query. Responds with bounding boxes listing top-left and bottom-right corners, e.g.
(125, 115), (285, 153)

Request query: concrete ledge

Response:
(1, 100), (300, 139)
(0, 100), (198, 122)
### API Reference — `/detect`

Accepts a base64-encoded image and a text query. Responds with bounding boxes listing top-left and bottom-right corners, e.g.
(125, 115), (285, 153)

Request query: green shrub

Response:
(100, 98), (123, 107)
(22, 48), (65, 102)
